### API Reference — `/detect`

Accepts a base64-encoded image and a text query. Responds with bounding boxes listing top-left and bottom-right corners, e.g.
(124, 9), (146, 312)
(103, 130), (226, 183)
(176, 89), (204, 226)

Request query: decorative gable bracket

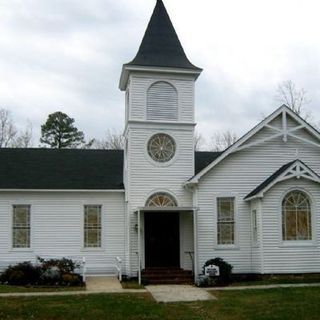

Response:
(244, 160), (320, 201)
(237, 108), (320, 153)
(186, 105), (320, 187)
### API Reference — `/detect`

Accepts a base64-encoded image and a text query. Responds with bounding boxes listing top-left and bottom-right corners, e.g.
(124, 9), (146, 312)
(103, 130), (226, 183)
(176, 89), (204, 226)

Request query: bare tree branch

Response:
(13, 120), (33, 148)
(92, 129), (125, 150)
(194, 131), (205, 151)
(0, 109), (18, 147)
(210, 130), (238, 151)
(275, 80), (311, 118)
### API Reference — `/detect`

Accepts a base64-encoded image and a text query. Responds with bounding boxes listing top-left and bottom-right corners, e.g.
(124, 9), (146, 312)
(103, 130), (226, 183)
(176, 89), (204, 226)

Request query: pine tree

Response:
(40, 111), (85, 148)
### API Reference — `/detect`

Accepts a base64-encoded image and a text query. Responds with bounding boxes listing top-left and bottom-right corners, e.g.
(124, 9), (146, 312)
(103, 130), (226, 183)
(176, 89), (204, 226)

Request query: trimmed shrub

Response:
(61, 273), (83, 286)
(37, 257), (79, 274)
(0, 262), (42, 285)
(40, 266), (61, 285)
(0, 257), (83, 287)
(202, 257), (233, 285)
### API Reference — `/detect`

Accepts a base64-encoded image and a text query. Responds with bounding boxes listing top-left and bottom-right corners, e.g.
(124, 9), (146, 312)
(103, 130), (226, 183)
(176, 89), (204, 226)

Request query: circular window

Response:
(147, 133), (176, 163)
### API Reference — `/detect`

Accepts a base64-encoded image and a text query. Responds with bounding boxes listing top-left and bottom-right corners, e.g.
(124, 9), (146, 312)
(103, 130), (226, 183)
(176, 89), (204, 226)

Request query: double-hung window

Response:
(251, 209), (258, 245)
(217, 197), (235, 245)
(84, 205), (102, 248)
(12, 205), (31, 248)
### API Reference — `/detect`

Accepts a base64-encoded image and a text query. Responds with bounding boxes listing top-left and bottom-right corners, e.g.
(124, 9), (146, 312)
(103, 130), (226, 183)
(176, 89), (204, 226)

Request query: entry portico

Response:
(135, 206), (198, 284)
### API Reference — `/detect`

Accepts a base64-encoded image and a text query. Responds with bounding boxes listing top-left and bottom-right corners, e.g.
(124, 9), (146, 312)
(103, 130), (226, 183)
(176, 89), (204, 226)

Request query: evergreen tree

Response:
(40, 111), (85, 148)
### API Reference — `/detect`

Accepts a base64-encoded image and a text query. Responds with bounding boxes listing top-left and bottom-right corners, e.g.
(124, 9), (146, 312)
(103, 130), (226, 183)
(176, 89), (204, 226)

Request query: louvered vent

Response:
(147, 82), (178, 121)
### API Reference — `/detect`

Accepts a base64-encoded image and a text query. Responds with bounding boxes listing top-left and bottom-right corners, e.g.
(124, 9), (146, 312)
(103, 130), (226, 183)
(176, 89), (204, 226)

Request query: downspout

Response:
(193, 186), (199, 283)
(138, 209), (141, 285)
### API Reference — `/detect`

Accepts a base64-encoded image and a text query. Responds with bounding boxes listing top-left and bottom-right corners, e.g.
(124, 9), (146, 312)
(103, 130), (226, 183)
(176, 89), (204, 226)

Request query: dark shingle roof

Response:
(0, 149), (124, 190)
(244, 160), (296, 199)
(126, 0), (201, 71)
(0, 149), (221, 190)
(195, 151), (222, 174)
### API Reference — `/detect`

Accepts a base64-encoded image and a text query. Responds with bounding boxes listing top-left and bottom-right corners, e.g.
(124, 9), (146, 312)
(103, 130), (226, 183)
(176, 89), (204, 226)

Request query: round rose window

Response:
(147, 133), (176, 163)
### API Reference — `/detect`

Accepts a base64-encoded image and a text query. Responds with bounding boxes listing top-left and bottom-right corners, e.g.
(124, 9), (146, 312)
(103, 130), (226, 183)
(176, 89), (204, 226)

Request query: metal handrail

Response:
(115, 256), (122, 281)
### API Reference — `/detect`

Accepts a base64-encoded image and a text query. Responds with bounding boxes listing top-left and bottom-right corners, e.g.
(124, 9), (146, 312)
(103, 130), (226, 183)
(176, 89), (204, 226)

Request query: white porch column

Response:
(193, 208), (198, 282)
(137, 209), (141, 285)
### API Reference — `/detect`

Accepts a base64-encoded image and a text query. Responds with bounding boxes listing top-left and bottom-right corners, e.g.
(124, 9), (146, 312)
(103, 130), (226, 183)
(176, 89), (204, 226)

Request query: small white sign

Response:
(205, 265), (220, 276)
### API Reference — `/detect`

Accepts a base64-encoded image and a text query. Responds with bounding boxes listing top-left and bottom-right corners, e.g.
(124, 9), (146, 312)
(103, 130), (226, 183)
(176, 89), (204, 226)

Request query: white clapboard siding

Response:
(196, 117), (320, 274)
(261, 178), (320, 273)
(0, 192), (126, 275)
(125, 69), (196, 276)
(126, 125), (195, 275)
(147, 81), (178, 121)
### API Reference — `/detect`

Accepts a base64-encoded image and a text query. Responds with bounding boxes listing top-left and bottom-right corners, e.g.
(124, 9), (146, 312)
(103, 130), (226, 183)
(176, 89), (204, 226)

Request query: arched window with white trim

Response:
(146, 192), (177, 207)
(147, 81), (178, 121)
(282, 190), (312, 241)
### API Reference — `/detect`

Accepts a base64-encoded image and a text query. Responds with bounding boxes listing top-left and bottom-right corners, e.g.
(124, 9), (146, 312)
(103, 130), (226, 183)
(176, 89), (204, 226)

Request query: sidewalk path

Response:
(0, 276), (147, 298)
(147, 285), (216, 303)
(207, 282), (320, 291)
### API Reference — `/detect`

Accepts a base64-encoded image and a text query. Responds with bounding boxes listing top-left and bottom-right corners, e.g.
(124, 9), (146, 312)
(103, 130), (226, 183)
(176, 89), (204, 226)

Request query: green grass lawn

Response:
(0, 284), (85, 293)
(0, 287), (319, 320)
(229, 274), (320, 287)
(121, 280), (145, 289)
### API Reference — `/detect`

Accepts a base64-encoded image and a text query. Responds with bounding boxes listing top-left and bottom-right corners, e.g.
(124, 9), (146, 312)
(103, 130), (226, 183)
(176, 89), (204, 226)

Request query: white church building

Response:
(1, 0), (320, 283)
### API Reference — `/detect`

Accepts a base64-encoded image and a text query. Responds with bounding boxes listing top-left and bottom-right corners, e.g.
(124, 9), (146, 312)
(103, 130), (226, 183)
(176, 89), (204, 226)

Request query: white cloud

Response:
(0, 0), (319, 146)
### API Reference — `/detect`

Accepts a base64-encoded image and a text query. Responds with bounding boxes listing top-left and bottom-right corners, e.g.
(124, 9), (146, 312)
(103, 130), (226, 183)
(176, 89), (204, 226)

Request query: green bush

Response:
(0, 258), (83, 287)
(203, 257), (233, 285)
(37, 257), (79, 274)
(0, 262), (42, 285)
(61, 273), (82, 286)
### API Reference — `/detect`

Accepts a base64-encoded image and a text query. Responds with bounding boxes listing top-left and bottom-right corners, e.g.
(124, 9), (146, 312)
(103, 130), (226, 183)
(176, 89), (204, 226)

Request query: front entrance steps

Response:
(142, 267), (193, 284)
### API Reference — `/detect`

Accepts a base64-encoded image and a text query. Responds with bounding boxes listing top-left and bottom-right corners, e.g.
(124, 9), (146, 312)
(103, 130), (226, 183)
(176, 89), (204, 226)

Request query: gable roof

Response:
(195, 151), (222, 174)
(0, 149), (216, 191)
(125, 0), (201, 71)
(244, 159), (320, 201)
(186, 105), (320, 186)
(0, 149), (124, 190)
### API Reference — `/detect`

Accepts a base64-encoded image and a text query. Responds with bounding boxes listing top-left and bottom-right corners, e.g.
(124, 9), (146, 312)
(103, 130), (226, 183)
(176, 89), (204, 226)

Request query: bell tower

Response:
(119, 0), (202, 276)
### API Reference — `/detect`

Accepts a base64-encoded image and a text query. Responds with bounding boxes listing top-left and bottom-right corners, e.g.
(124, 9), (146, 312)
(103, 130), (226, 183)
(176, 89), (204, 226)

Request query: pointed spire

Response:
(126, 0), (201, 71)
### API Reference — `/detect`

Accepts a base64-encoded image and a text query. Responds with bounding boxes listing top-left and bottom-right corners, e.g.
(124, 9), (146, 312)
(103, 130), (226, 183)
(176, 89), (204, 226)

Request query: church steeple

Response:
(120, 0), (201, 90)
(127, 0), (201, 71)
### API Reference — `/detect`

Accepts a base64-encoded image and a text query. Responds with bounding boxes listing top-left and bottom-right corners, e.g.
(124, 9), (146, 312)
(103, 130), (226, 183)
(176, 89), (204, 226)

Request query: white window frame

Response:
(215, 196), (238, 249)
(146, 80), (179, 122)
(251, 209), (258, 246)
(144, 131), (180, 168)
(281, 189), (313, 243)
(278, 187), (316, 247)
(12, 204), (31, 250)
(83, 205), (103, 250)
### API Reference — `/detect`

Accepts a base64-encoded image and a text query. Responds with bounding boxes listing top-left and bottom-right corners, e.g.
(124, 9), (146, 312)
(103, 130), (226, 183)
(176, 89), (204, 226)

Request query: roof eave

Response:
(119, 64), (202, 91)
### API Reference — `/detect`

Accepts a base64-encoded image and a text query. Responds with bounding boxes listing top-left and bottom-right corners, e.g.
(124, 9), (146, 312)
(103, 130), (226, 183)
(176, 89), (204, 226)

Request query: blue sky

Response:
(0, 0), (319, 147)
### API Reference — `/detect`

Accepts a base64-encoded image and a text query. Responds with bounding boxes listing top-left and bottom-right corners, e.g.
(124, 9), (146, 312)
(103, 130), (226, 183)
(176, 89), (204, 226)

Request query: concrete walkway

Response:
(0, 276), (147, 298)
(207, 282), (320, 291)
(0, 279), (319, 298)
(147, 285), (216, 303)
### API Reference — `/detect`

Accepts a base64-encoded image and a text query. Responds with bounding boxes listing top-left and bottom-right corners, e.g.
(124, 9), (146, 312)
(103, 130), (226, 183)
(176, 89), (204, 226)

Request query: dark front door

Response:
(144, 212), (180, 268)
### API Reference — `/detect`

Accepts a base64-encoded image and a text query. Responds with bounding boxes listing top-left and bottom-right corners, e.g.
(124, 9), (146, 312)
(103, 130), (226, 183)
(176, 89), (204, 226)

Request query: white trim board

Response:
(185, 105), (320, 186)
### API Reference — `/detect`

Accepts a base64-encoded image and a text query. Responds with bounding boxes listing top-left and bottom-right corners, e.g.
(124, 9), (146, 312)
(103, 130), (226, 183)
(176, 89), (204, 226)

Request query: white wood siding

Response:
(196, 113), (320, 274)
(262, 178), (320, 273)
(126, 124), (195, 275)
(0, 192), (125, 275)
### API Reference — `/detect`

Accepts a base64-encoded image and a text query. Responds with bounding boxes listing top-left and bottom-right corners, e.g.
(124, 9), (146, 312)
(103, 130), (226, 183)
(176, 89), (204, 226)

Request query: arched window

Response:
(147, 81), (178, 121)
(282, 190), (312, 241)
(146, 192), (177, 207)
